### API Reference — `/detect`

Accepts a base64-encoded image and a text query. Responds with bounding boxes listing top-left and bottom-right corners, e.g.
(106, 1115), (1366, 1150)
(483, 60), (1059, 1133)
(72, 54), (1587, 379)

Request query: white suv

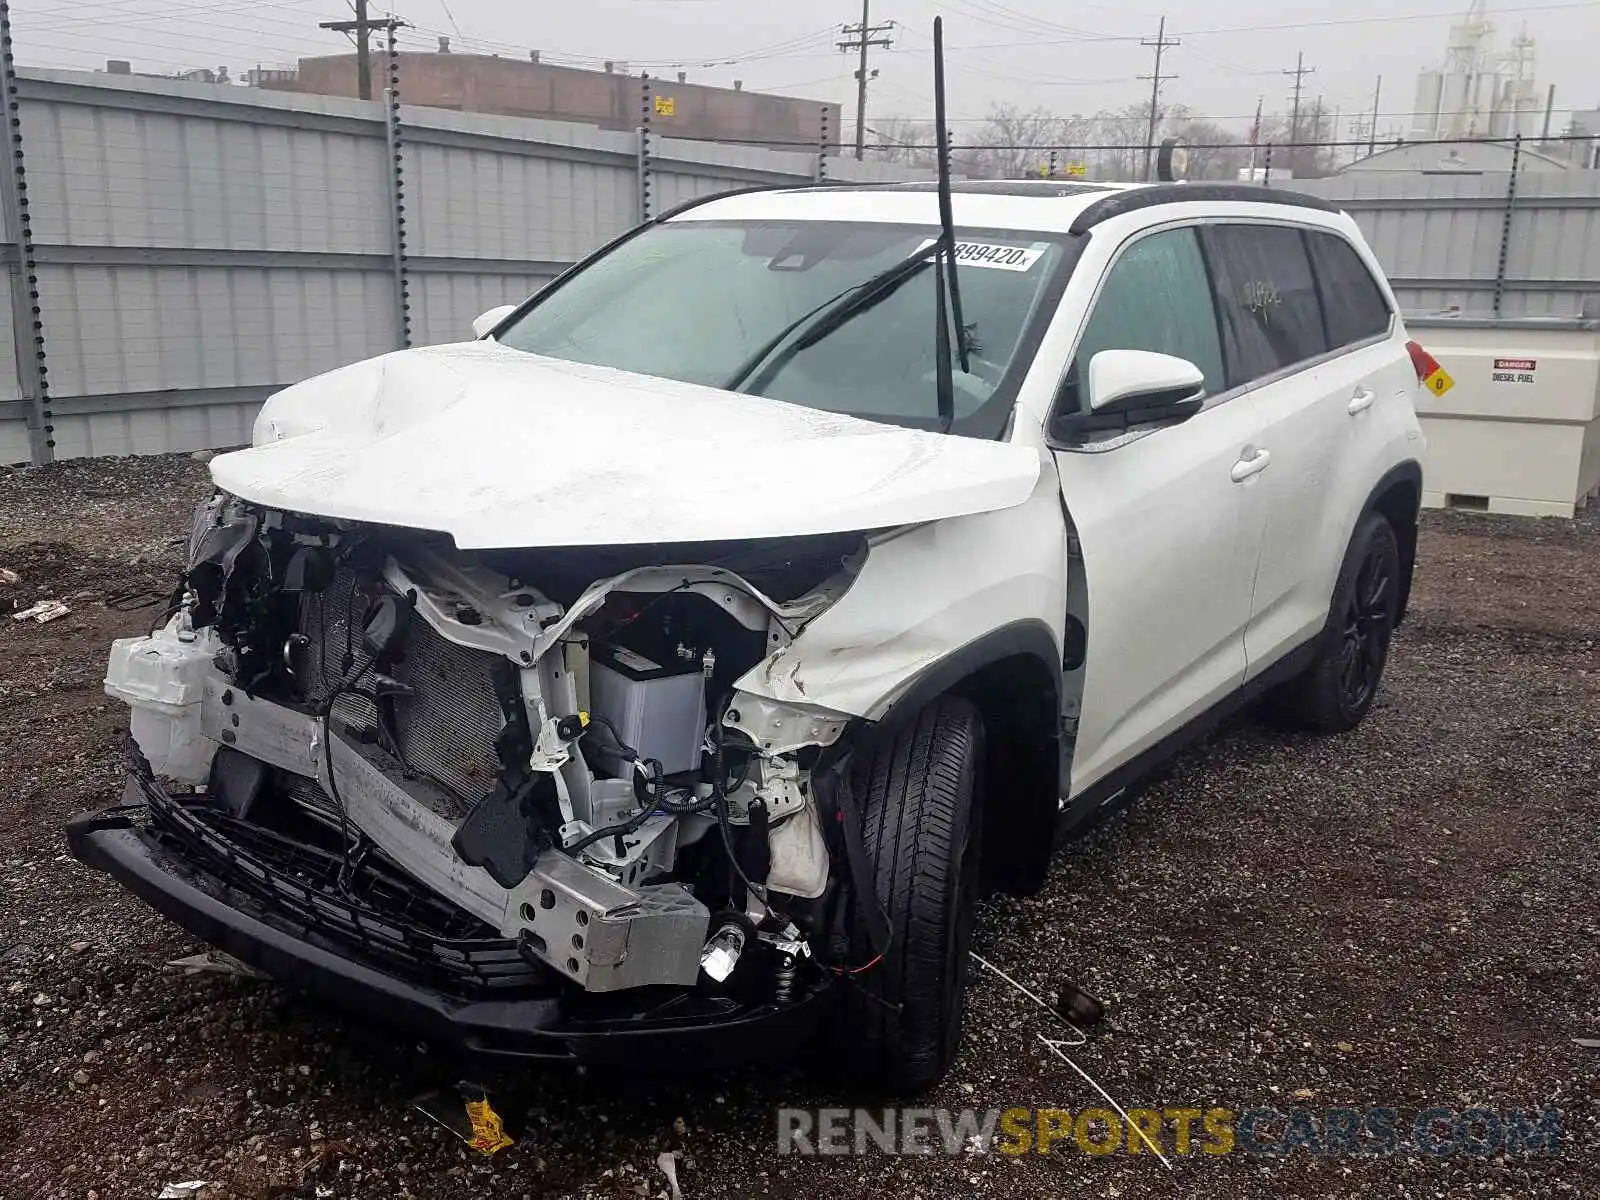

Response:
(73, 180), (1428, 1094)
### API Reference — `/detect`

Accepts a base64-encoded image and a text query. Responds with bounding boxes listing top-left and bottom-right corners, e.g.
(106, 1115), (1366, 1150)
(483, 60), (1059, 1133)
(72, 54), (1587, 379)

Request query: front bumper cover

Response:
(66, 775), (833, 1070)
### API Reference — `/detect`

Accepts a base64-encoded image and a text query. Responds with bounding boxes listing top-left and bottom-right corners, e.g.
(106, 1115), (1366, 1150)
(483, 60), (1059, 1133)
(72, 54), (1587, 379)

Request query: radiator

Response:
(292, 570), (507, 810)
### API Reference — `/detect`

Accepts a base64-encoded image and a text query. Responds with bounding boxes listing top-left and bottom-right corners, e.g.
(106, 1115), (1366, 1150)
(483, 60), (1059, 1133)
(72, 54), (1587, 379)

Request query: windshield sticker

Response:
(951, 241), (1047, 271)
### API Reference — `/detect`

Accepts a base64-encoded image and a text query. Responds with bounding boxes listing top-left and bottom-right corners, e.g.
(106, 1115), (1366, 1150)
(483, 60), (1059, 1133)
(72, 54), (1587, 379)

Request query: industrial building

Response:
(1341, 141), (1569, 173)
(1409, 0), (1554, 141)
(254, 43), (837, 151)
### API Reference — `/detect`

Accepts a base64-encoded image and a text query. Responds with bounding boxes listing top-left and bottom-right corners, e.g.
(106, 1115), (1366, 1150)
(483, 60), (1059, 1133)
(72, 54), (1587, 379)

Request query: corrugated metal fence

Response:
(1286, 168), (1600, 321)
(0, 67), (917, 465)
(6, 60), (1598, 467)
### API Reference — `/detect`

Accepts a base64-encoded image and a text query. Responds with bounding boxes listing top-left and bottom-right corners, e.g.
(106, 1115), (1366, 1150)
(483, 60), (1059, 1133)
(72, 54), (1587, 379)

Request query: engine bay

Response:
(110, 493), (870, 1001)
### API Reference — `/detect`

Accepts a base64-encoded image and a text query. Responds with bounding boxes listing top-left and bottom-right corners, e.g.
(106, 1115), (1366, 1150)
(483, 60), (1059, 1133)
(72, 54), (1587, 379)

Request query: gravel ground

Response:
(2, 454), (1596, 1200)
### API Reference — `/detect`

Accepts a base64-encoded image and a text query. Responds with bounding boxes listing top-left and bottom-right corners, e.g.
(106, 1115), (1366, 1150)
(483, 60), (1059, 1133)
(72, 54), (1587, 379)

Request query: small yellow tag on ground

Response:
(1424, 367), (1455, 396)
(466, 1098), (514, 1155)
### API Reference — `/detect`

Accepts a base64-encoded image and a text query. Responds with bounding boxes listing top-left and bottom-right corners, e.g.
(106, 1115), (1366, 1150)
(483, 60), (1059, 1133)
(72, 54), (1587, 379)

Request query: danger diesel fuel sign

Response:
(1493, 358), (1538, 383)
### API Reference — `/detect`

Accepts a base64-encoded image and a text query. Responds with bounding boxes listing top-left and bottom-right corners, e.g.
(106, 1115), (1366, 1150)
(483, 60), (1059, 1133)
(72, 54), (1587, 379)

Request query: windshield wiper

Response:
(723, 244), (936, 394)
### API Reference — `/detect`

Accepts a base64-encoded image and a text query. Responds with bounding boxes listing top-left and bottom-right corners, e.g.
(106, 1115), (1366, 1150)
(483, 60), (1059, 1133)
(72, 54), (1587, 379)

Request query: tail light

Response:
(1406, 340), (1441, 385)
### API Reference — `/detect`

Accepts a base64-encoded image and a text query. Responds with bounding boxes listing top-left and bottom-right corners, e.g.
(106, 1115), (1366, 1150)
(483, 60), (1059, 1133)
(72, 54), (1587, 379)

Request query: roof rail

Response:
(1068, 183), (1341, 235)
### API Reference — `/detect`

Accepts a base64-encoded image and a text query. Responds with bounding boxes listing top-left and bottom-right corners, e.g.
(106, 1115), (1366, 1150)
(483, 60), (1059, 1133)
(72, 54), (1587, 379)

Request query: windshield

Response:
(495, 219), (1076, 437)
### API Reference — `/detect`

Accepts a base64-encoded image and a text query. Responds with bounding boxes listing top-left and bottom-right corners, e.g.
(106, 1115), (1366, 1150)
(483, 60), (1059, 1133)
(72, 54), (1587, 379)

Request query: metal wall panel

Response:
(50, 401), (258, 459)
(0, 281), (18, 402)
(20, 100), (390, 252)
(651, 168), (751, 215)
(35, 263), (396, 397)
(405, 140), (636, 261)
(1290, 171), (1600, 319)
(407, 270), (556, 349)
(0, 67), (929, 463)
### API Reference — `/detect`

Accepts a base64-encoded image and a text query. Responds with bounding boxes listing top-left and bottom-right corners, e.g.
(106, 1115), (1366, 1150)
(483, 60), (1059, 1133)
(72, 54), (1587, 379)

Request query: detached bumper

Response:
(66, 781), (833, 1070)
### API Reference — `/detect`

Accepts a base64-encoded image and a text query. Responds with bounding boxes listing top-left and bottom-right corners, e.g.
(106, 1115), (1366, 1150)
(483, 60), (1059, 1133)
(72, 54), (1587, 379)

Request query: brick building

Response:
(256, 47), (836, 151)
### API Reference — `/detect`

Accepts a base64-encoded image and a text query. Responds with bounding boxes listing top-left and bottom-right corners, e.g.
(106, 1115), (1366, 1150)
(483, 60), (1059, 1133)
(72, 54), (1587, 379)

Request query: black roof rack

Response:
(1068, 183), (1341, 234)
(866, 180), (1116, 197)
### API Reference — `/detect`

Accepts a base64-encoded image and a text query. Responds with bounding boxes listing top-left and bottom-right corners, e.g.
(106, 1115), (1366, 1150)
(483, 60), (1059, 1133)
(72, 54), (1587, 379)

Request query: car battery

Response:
(588, 643), (707, 776)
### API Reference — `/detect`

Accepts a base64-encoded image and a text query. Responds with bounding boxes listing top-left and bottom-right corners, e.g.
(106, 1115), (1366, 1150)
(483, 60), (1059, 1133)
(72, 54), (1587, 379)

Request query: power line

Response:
(937, 0), (1594, 50)
(867, 96), (1591, 125)
(29, 0), (325, 31)
(436, 0), (463, 42)
(1138, 15), (1179, 181)
(14, 22), (346, 70)
(394, 21), (841, 71)
(894, 26), (1115, 90)
(654, 130), (1597, 153)
(837, 1), (893, 161)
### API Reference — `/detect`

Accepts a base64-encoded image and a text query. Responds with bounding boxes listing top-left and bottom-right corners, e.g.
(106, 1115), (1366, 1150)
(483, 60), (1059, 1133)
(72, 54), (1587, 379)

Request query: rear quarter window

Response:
(1306, 231), (1392, 348)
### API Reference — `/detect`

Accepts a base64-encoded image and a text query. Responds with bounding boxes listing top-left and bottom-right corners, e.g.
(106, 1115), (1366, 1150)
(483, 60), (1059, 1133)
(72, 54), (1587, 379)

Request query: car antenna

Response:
(932, 16), (969, 434)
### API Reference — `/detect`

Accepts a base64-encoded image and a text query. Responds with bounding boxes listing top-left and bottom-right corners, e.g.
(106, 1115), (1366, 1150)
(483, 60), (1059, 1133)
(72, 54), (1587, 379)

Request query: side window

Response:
(1066, 227), (1225, 408)
(1201, 225), (1329, 386)
(1306, 231), (1392, 348)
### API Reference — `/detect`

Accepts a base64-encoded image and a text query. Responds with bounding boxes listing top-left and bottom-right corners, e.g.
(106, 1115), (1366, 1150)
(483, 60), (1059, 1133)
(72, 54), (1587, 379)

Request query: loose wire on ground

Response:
(972, 950), (1173, 1171)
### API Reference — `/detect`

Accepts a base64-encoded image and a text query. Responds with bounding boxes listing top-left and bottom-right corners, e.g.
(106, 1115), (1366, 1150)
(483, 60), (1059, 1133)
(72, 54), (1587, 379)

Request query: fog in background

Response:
(12, 0), (1598, 150)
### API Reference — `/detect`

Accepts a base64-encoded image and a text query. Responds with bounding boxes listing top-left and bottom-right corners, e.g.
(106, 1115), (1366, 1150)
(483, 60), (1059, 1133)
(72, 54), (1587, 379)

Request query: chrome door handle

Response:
(1230, 447), (1272, 483)
(1347, 387), (1376, 414)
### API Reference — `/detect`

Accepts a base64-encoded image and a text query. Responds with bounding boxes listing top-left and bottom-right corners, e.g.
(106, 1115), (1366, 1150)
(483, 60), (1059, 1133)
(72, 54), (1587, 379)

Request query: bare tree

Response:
(958, 104), (1072, 179)
(1256, 109), (1341, 178)
(1168, 116), (1246, 180)
(1074, 102), (1188, 181)
(867, 115), (936, 168)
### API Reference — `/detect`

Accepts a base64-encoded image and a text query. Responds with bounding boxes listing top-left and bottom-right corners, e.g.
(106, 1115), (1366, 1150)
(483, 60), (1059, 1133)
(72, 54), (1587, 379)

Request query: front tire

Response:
(838, 695), (983, 1095)
(1273, 512), (1401, 732)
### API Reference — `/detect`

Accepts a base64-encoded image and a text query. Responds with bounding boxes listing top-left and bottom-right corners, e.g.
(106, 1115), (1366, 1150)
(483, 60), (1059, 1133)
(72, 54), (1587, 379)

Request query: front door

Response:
(1049, 225), (1269, 797)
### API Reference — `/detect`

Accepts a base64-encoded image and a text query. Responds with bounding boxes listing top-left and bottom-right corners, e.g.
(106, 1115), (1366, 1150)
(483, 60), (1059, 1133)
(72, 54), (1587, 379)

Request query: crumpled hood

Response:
(210, 342), (1041, 549)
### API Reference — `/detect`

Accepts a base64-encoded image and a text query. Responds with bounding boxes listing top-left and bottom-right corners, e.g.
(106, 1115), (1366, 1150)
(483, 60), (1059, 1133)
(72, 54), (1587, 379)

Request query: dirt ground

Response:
(1, 454), (1596, 1200)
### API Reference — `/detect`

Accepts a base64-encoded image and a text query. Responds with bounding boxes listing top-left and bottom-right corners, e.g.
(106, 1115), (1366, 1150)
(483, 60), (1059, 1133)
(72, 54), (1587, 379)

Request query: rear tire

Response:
(1271, 512), (1401, 733)
(838, 695), (983, 1095)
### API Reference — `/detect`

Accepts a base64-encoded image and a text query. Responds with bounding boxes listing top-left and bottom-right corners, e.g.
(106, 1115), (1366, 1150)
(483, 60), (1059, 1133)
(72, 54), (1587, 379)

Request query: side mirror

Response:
(1088, 349), (1206, 411)
(471, 304), (517, 340)
(1052, 349), (1206, 443)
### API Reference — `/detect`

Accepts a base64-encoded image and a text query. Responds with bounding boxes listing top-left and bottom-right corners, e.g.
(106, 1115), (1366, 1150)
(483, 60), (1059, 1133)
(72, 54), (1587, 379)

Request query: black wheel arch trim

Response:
(854, 619), (1063, 897)
(1356, 459), (1423, 628)
(868, 618), (1064, 739)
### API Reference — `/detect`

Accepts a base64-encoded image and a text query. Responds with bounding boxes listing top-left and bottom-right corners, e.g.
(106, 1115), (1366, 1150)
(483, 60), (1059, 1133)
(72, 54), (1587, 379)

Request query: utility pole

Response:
(838, 0), (894, 160)
(1368, 74), (1382, 157)
(1138, 15), (1180, 182)
(321, 0), (401, 100)
(1247, 93), (1263, 177)
(1283, 51), (1314, 172)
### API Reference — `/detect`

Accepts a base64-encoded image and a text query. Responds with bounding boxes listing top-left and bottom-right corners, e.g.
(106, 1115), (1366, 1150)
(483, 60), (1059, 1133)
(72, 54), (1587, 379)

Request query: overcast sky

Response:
(12, 0), (1599, 141)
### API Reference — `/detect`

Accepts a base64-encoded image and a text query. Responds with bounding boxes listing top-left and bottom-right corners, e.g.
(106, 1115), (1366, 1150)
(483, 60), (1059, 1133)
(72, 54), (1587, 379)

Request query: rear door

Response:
(1203, 224), (1413, 674)
(1302, 228), (1417, 578)
(1050, 225), (1269, 795)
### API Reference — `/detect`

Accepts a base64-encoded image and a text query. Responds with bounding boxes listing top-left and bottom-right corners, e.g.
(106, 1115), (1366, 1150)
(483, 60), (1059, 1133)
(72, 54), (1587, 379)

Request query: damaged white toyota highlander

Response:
(69, 179), (1431, 1093)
